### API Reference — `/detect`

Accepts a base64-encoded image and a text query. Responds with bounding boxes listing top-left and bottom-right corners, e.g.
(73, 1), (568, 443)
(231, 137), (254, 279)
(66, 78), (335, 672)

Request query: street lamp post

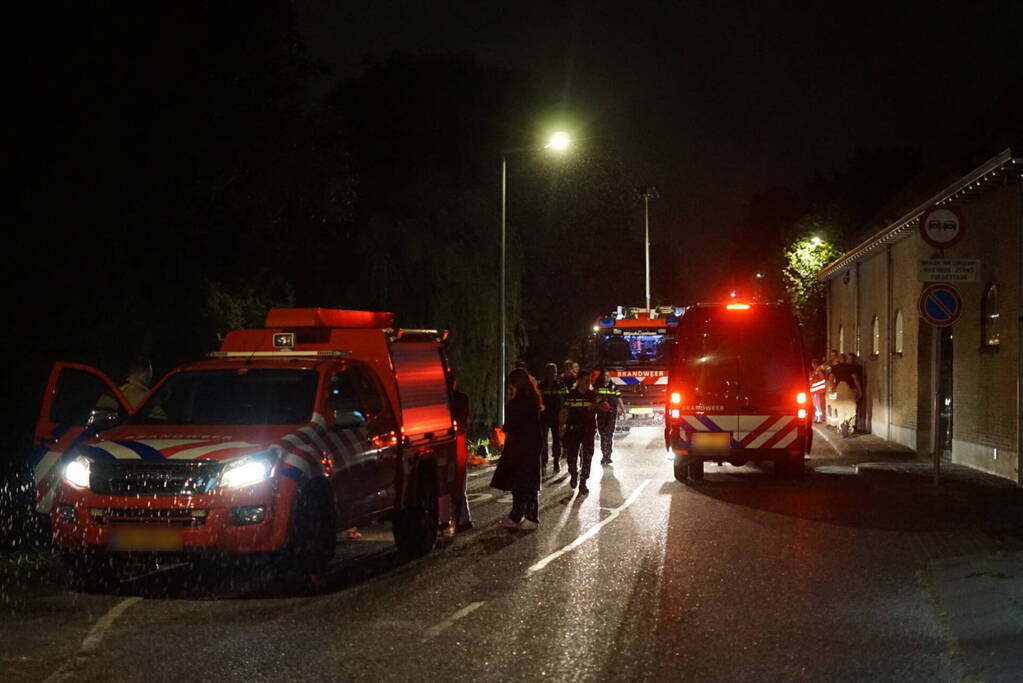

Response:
(637, 186), (659, 313)
(499, 132), (571, 424)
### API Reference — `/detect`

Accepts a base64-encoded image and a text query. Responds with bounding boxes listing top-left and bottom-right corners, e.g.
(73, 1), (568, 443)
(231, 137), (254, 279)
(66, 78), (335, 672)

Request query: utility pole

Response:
(637, 186), (659, 312)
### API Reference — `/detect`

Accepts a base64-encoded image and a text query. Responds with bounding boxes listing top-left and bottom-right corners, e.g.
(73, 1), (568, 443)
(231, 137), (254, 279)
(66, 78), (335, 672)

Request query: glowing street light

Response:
(499, 131), (573, 423)
(545, 131), (571, 151)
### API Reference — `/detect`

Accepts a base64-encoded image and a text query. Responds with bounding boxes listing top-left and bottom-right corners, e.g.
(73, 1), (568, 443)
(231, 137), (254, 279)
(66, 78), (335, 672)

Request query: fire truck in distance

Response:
(32, 308), (463, 591)
(588, 305), (682, 426)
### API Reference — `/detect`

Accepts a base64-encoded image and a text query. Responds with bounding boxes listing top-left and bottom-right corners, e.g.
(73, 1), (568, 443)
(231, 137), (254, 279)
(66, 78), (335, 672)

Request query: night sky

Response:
(296, 0), (1023, 244)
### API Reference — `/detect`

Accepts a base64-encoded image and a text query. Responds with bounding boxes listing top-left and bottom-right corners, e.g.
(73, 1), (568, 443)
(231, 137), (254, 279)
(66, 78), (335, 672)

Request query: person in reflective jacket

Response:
(559, 369), (597, 495)
(593, 368), (625, 465)
(537, 362), (568, 475)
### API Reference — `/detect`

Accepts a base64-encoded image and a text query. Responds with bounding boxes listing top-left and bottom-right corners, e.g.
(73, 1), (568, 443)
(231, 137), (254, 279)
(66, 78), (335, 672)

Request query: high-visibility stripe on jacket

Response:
(563, 389), (598, 429)
(564, 398), (594, 408)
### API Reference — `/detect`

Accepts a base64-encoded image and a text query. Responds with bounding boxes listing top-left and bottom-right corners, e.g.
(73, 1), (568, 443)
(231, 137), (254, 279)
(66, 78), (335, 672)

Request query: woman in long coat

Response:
(490, 368), (543, 528)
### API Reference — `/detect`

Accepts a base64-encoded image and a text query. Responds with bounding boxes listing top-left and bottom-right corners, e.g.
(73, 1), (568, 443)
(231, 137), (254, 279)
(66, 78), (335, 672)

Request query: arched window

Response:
(893, 309), (904, 355)
(871, 316), (880, 357)
(982, 283), (1000, 347)
(838, 326), (845, 354)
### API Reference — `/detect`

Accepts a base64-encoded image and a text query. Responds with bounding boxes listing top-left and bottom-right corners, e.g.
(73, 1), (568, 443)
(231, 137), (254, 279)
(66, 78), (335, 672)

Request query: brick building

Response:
(819, 147), (1021, 484)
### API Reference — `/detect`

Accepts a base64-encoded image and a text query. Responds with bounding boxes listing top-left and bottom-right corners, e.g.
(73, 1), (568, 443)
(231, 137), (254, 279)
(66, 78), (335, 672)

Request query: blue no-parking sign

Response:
(918, 283), (962, 327)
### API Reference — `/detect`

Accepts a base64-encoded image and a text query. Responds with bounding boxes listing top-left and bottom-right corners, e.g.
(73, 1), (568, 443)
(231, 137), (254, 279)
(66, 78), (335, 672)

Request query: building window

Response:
(838, 326), (845, 353)
(893, 309), (904, 355)
(871, 316), (880, 357)
(982, 283), (1000, 348)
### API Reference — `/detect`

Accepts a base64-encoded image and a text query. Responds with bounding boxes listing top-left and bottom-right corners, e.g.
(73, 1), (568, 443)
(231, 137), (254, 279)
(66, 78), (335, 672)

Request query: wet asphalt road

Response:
(2, 426), (1015, 682)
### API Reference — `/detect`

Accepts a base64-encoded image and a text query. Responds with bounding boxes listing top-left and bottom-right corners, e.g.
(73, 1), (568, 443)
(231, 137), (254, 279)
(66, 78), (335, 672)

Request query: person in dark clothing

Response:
(593, 368), (625, 465)
(450, 380), (472, 531)
(537, 363), (568, 475)
(828, 354), (862, 437)
(559, 368), (598, 495)
(490, 368), (543, 529)
(559, 359), (578, 394)
(847, 353), (867, 433)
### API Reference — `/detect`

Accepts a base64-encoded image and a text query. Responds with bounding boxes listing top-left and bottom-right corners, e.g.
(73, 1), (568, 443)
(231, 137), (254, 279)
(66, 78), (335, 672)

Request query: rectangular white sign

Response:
(918, 259), (980, 283)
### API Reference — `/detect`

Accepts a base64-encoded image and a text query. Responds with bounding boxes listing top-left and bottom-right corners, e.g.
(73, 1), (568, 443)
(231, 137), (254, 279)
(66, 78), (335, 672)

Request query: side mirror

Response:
(87, 408), (121, 432)
(332, 409), (367, 429)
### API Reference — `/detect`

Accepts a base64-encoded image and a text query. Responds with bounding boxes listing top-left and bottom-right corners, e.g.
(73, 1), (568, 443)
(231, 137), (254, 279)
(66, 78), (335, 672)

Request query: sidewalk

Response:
(812, 426), (1023, 682)
(812, 425), (1020, 490)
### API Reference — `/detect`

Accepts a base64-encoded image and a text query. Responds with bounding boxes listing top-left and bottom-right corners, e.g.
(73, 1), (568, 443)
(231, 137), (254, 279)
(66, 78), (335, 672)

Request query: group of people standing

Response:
(810, 350), (866, 437)
(490, 360), (625, 530)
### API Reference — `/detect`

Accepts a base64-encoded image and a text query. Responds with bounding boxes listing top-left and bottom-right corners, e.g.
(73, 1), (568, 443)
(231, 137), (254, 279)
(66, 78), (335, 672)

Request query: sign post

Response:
(917, 258), (980, 283)
(918, 283), (963, 486)
(918, 283), (963, 327)
(919, 206), (965, 249)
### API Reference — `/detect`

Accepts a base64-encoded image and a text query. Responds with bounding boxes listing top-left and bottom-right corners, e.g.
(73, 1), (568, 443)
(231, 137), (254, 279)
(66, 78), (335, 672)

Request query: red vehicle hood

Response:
(80, 424), (302, 462)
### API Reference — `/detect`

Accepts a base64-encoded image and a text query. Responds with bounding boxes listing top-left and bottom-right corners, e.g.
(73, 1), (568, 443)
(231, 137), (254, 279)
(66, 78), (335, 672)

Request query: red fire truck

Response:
(589, 306), (682, 426)
(32, 308), (462, 590)
(665, 301), (812, 481)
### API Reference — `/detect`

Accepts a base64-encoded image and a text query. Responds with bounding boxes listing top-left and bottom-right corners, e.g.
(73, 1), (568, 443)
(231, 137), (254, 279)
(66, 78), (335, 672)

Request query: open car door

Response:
(32, 363), (130, 513)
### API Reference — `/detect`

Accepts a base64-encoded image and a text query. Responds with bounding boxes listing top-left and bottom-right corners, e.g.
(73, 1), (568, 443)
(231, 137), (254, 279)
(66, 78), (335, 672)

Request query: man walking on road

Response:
(559, 368), (598, 495)
(538, 363), (567, 475)
(593, 368), (625, 465)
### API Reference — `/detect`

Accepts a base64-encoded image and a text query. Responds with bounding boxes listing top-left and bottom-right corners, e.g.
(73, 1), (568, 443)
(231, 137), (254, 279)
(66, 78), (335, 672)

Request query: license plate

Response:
(109, 524), (183, 551)
(691, 432), (732, 450)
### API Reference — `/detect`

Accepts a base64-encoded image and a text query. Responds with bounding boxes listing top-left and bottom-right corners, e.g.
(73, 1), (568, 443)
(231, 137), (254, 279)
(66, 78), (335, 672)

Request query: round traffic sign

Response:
(918, 283), (962, 327)
(919, 205), (965, 249)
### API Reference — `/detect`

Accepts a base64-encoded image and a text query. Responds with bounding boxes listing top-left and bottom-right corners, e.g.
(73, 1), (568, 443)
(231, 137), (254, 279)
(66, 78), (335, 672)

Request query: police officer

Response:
(538, 362), (568, 475)
(559, 368), (597, 495)
(593, 368), (625, 465)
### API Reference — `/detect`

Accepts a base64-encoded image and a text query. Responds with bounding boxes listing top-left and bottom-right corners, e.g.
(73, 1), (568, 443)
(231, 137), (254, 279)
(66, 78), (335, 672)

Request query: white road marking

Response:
(526, 478), (652, 574)
(43, 597), (143, 683)
(422, 601), (486, 640)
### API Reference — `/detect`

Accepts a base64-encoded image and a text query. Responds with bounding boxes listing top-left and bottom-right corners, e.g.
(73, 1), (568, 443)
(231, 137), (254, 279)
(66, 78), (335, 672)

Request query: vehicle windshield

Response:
(598, 330), (674, 366)
(135, 369), (319, 425)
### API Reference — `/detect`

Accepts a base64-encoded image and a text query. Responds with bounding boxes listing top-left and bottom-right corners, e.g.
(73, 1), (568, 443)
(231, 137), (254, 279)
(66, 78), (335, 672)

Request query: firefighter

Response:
(96, 356), (152, 411)
(593, 368), (625, 465)
(538, 363), (567, 475)
(559, 359), (578, 391)
(559, 368), (597, 495)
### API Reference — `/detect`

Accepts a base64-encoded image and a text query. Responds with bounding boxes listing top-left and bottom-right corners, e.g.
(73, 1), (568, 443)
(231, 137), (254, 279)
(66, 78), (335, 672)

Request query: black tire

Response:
(62, 550), (120, 592)
(280, 485), (336, 594)
(688, 460), (704, 481)
(673, 459), (687, 482)
(393, 464), (439, 557)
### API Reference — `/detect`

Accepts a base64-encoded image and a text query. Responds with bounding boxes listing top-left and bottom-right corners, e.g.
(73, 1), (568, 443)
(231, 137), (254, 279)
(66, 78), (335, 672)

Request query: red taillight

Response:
(797, 408), (807, 419)
(670, 391), (681, 404)
(670, 408), (680, 419)
(725, 303), (750, 310)
(796, 392), (807, 405)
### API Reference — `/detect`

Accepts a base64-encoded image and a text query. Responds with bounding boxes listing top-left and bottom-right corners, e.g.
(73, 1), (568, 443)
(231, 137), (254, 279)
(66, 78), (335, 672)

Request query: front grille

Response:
(90, 460), (222, 496)
(91, 507), (208, 527)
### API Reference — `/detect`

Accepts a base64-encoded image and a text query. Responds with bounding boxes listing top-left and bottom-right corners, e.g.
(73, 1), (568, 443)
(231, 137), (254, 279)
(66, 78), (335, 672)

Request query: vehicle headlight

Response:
(64, 455), (92, 489)
(219, 453), (275, 489)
